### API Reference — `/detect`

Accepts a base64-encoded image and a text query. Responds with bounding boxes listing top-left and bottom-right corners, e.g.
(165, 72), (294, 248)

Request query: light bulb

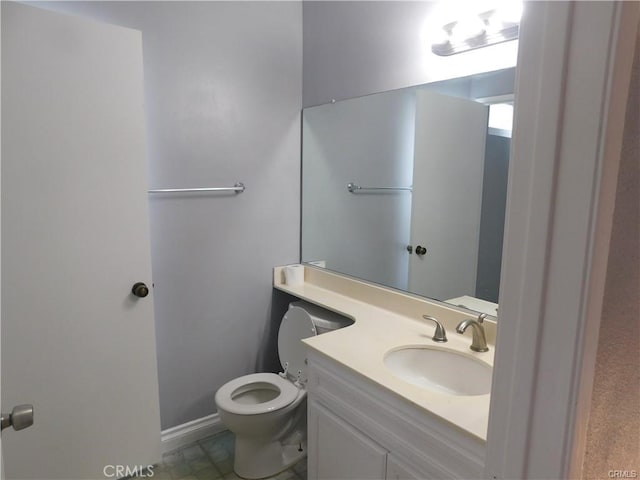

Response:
(450, 17), (486, 44)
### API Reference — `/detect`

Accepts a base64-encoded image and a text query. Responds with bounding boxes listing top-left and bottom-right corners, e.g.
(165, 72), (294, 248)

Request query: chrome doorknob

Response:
(131, 282), (149, 298)
(1, 404), (34, 431)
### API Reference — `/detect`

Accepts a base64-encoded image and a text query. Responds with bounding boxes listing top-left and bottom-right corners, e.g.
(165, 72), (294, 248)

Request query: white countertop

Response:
(274, 265), (496, 442)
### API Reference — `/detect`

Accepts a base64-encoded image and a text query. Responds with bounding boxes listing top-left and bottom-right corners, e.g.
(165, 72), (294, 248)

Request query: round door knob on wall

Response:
(131, 282), (149, 298)
(416, 246), (427, 256)
(1, 404), (34, 431)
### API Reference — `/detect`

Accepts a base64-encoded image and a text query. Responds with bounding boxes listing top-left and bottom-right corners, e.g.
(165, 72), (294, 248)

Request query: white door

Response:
(408, 91), (488, 300)
(1, 3), (161, 479)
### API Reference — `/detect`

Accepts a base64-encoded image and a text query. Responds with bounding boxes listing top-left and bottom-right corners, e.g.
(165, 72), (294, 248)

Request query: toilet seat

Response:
(215, 373), (301, 415)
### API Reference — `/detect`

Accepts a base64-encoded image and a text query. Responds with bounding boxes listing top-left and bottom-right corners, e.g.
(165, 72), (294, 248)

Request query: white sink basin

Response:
(384, 347), (492, 396)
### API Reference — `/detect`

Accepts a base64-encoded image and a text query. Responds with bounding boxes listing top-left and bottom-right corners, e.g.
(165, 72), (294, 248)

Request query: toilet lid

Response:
(278, 306), (317, 382)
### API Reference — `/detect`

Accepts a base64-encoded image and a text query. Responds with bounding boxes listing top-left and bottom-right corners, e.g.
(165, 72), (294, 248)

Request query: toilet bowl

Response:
(215, 301), (352, 479)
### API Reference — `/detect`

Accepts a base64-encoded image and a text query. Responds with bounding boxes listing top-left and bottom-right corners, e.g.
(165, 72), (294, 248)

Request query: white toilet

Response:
(214, 301), (352, 479)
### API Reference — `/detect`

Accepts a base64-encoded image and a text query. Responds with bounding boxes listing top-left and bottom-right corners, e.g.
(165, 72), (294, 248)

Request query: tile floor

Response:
(151, 430), (307, 480)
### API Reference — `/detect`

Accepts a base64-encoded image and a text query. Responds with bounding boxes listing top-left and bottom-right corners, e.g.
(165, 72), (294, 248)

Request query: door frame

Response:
(486, 2), (639, 479)
(1, 1), (4, 475)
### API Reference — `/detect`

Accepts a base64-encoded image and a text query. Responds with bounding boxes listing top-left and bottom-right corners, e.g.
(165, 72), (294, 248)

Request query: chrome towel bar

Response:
(148, 182), (245, 194)
(347, 182), (412, 193)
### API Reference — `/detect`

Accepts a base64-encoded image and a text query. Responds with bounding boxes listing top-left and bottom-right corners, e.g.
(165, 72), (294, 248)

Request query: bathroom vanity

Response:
(274, 265), (496, 479)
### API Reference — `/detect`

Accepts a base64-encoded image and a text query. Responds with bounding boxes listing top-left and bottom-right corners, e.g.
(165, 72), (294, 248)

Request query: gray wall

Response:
(36, 1), (302, 430)
(302, 1), (518, 107)
(476, 134), (510, 303)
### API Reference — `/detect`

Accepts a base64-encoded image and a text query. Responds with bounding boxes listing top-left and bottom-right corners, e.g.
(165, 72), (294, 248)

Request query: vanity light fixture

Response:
(431, 2), (522, 56)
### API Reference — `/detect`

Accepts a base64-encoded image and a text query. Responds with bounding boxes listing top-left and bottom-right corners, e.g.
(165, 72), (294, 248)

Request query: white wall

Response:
(34, 1), (302, 430)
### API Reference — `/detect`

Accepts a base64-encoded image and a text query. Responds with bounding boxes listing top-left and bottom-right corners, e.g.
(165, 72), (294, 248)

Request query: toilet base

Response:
(234, 436), (306, 479)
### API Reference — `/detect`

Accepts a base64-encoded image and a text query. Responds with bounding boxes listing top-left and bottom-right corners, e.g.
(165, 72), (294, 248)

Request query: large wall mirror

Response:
(301, 67), (515, 317)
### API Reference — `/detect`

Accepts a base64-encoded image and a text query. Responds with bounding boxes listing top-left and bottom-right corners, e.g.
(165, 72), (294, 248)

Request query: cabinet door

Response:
(386, 454), (425, 480)
(309, 401), (387, 480)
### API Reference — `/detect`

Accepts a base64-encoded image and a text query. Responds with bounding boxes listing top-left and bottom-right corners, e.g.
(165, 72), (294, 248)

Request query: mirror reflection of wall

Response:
(476, 99), (514, 305)
(301, 67), (514, 317)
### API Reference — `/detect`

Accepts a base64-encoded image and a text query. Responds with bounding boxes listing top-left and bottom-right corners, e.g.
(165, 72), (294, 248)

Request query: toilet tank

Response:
(288, 300), (353, 334)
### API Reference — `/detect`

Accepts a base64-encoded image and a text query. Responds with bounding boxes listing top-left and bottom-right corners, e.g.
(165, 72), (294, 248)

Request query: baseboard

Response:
(160, 413), (226, 454)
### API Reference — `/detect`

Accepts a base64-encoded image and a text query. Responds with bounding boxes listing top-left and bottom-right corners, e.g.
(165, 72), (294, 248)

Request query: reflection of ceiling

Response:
(488, 103), (514, 135)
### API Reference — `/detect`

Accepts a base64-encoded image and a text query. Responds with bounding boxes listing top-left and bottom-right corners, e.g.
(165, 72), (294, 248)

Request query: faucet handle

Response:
(477, 313), (487, 323)
(422, 315), (448, 343)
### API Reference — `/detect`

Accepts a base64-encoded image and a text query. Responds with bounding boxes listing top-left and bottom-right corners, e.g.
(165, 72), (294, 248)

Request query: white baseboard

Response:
(160, 413), (226, 454)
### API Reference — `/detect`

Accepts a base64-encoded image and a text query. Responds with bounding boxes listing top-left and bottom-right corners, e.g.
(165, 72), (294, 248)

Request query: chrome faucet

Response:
(456, 313), (489, 352)
(421, 315), (447, 342)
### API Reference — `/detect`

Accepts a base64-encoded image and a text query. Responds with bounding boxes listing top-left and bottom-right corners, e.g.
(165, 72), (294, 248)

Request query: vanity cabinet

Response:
(310, 400), (425, 480)
(306, 351), (486, 480)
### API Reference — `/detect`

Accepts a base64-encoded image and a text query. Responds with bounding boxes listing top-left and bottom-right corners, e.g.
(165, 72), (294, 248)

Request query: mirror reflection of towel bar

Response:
(148, 182), (245, 194)
(347, 182), (412, 193)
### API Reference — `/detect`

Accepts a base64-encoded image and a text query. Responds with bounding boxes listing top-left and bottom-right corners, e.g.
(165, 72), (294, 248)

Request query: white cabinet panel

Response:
(309, 401), (387, 480)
